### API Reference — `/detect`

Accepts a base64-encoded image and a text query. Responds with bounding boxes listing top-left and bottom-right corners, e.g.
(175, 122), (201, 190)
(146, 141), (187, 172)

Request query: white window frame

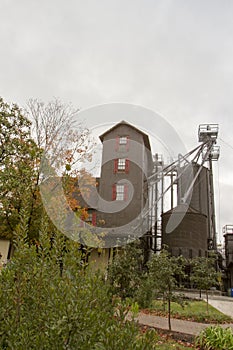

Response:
(119, 136), (127, 145)
(116, 184), (125, 201)
(118, 158), (126, 170)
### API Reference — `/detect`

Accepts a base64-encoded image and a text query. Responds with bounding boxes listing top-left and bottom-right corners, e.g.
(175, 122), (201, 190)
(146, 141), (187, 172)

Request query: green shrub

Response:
(195, 325), (233, 350)
(107, 241), (145, 299)
(134, 274), (154, 308)
(0, 216), (157, 349)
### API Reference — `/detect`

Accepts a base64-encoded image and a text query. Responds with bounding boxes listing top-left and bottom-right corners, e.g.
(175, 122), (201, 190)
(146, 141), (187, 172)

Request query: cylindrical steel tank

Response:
(162, 204), (208, 259)
(177, 163), (210, 217)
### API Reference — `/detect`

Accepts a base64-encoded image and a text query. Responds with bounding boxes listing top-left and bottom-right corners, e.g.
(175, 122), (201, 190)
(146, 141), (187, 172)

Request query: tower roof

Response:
(162, 203), (207, 216)
(99, 120), (151, 150)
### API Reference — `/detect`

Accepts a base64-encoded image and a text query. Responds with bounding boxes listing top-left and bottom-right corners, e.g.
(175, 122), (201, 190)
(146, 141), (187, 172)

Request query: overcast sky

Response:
(1, 0), (233, 243)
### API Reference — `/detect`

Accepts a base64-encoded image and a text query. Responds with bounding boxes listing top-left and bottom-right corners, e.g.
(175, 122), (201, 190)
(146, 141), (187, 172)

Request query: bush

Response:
(0, 217), (157, 349)
(107, 241), (145, 299)
(134, 274), (154, 309)
(195, 325), (233, 350)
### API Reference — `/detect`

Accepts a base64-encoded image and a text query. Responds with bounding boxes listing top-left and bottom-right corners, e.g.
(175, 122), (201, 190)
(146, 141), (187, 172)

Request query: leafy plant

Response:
(107, 240), (145, 299)
(195, 325), (233, 350)
(190, 256), (219, 313)
(146, 250), (187, 330)
(0, 96), (40, 239)
(0, 211), (158, 350)
(135, 273), (154, 308)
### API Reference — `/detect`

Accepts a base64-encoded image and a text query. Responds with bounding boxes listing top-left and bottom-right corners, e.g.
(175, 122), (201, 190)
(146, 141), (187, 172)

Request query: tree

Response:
(26, 98), (94, 174)
(107, 240), (145, 299)
(0, 96), (96, 243)
(147, 250), (186, 330)
(190, 256), (219, 313)
(0, 97), (32, 165)
(0, 97), (40, 238)
(26, 98), (96, 240)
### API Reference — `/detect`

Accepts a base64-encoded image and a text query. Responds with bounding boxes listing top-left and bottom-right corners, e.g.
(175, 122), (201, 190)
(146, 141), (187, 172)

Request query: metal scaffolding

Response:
(145, 124), (220, 254)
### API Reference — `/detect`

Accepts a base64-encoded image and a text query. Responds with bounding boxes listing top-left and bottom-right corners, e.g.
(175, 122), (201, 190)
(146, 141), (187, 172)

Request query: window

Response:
(114, 158), (129, 173)
(119, 136), (127, 145)
(112, 184), (128, 201)
(116, 184), (124, 200)
(118, 158), (126, 170)
(85, 213), (92, 223)
(115, 136), (129, 151)
(81, 211), (97, 226)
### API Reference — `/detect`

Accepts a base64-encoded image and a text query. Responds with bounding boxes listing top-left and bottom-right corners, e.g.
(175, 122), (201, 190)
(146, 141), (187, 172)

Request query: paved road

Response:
(204, 295), (233, 319)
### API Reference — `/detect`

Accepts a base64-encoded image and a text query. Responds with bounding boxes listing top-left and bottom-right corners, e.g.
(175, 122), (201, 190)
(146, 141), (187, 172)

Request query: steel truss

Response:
(143, 124), (220, 255)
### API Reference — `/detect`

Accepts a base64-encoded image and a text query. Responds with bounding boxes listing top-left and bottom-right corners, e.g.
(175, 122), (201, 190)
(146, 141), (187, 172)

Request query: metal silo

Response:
(161, 204), (208, 259)
(177, 162), (210, 217)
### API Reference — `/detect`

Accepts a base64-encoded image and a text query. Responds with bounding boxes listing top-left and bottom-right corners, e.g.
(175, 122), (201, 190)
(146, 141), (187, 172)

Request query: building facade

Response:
(75, 121), (221, 271)
(97, 120), (152, 229)
(223, 226), (233, 290)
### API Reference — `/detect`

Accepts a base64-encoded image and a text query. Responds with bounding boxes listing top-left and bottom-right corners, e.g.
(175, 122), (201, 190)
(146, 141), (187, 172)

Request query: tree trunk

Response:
(168, 297), (171, 331)
(162, 294), (166, 311)
(206, 289), (209, 314)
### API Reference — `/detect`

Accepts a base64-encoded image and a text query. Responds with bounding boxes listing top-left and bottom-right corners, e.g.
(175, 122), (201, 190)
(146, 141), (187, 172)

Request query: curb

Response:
(138, 322), (195, 343)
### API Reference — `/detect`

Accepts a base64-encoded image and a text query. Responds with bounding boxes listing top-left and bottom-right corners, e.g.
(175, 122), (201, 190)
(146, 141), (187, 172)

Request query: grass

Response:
(144, 299), (233, 324)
